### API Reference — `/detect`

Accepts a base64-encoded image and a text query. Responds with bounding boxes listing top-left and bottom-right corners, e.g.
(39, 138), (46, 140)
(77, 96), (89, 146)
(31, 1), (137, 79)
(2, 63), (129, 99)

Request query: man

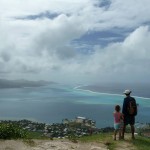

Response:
(122, 89), (137, 139)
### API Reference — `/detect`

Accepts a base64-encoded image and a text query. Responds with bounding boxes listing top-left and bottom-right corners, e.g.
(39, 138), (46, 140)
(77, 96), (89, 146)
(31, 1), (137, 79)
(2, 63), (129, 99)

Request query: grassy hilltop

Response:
(78, 133), (150, 150)
(0, 131), (150, 150)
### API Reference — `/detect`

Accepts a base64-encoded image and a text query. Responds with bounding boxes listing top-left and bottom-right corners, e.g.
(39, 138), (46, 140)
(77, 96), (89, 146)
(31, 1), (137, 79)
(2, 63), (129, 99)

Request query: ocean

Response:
(0, 83), (150, 128)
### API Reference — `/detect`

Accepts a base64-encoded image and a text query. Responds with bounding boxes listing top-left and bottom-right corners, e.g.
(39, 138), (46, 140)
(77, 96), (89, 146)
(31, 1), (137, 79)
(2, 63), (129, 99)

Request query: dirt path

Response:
(0, 139), (136, 150)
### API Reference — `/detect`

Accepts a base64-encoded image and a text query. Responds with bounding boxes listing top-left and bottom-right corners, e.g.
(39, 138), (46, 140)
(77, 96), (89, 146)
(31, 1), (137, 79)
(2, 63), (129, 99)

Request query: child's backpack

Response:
(127, 98), (137, 116)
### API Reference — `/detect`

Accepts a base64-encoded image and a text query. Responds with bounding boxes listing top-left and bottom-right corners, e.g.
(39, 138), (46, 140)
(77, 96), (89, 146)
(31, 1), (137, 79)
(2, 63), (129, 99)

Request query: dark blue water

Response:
(0, 83), (150, 128)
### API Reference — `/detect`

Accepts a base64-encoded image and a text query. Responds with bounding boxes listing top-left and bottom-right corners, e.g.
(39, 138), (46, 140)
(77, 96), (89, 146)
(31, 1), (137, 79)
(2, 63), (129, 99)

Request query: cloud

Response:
(81, 26), (150, 83)
(0, 0), (150, 84)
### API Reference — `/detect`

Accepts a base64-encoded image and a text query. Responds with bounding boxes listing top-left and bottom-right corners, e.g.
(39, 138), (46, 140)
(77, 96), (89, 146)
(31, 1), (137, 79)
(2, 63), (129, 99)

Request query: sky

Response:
(0, 0), (150, 84)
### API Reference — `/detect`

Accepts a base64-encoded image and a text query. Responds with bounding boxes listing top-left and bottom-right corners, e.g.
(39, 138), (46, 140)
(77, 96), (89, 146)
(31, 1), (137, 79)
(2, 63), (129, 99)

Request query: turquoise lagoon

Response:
(0, 84), (150, 128)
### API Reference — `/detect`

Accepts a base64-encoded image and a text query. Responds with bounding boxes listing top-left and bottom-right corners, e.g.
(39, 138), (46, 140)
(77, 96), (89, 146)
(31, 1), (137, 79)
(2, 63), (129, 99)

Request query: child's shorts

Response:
(114, 123), (121, 130)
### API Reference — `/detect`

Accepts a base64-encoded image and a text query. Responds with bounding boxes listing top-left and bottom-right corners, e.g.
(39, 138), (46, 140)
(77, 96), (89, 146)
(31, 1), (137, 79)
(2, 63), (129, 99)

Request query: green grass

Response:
(78, 133), (111, 142)
(27, 131), (49, 139)
(77, 133), (150, 150)
(27, 131), (43, 139)
(132, 136), (150, 150)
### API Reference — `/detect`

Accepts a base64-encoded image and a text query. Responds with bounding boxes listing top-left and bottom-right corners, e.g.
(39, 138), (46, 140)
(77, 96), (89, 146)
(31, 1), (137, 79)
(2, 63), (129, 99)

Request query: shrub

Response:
(0, 123), (28, 139)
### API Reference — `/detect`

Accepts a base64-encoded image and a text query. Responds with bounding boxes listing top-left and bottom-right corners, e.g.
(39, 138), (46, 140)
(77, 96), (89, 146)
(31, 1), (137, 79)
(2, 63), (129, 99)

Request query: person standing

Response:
(113, 105), (124, 140)
(122, 89), (137, 139)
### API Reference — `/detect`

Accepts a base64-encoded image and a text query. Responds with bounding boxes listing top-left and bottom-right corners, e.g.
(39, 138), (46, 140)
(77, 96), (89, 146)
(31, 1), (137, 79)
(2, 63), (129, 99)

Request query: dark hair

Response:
(115, 105), (120, 112)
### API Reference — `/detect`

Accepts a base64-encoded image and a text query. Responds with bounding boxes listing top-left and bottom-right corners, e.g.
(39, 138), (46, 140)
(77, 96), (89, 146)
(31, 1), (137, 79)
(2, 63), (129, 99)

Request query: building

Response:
(75, 116), (86, 123)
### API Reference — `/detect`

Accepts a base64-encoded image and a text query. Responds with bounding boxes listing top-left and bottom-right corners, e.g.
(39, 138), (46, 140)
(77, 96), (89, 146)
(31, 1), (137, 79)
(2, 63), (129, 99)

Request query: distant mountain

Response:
(0, 79), (56, 88)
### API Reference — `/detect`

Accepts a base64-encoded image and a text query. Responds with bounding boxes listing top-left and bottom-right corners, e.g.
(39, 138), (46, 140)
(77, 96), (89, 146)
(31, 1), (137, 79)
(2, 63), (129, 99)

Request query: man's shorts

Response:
(124, 116), (135, 125)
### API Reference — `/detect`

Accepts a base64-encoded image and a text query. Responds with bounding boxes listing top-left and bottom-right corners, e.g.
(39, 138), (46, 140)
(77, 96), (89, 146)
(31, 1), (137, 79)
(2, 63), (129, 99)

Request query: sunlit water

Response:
(0, 84), (150, 128)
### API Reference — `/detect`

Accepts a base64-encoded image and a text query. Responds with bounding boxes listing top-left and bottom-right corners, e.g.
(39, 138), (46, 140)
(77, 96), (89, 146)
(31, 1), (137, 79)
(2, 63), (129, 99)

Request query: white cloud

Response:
(81, 26), (150, 83)
(0, 0), (150, 84)
(0, 0), (94, 19)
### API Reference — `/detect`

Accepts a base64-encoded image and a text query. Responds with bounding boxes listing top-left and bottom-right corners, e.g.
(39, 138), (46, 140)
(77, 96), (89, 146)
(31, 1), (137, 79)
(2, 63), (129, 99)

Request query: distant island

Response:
(0, 79), (56, 88)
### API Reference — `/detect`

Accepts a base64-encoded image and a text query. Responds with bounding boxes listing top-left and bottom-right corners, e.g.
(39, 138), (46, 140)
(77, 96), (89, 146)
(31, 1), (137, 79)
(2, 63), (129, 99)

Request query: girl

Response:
(113, 105), (123, 140)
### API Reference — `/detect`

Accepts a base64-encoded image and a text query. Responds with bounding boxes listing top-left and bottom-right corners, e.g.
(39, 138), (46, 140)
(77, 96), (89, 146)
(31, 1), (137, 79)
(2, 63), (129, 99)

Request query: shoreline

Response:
(74, 85), (150, 100)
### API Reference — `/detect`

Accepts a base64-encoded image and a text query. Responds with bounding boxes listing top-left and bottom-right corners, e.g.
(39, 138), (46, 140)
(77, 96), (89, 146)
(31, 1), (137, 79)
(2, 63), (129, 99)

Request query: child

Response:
(113, 105), (123, 140)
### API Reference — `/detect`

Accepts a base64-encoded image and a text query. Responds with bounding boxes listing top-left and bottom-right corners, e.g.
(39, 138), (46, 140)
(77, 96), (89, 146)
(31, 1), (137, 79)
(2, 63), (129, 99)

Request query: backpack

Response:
(127, 98), (137, 116)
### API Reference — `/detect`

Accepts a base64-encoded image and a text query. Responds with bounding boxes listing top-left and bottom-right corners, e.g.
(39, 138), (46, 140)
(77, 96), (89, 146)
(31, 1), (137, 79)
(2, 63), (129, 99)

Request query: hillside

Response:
(0, 120), (150, 150)
(0, 133), (150, 150)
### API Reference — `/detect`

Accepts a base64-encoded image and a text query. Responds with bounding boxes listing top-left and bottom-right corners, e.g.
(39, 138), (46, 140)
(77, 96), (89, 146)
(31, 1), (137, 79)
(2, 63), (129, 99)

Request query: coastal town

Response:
(0, 117), (150, 139)
(0, 117), (112, 139)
